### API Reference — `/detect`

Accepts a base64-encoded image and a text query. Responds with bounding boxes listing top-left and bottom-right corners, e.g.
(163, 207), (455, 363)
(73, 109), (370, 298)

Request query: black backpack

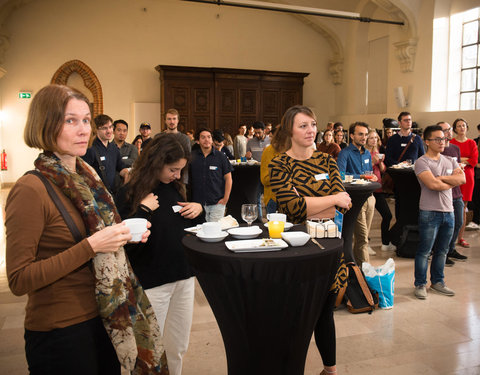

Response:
(335, 262), (379, 314)
(396, 225), (419, 258)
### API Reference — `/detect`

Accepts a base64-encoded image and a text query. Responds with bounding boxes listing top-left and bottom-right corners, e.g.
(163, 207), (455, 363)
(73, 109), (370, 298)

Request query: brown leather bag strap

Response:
(397, 133), (415, 163)
(350, 265), (375, 307)
(25, 170), (84, 243)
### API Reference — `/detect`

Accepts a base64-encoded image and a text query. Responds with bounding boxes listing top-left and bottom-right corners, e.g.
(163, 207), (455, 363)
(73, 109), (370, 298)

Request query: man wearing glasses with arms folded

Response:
(413, 125), (465, 300)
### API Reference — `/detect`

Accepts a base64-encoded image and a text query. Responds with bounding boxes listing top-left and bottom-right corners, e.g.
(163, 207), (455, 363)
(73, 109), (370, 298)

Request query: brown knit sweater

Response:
(6, 174), (98, 331)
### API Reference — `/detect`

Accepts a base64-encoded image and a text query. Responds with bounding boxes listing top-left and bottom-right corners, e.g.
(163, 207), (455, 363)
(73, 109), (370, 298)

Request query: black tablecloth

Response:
(343, 182), (380, 263)
(386, 167), (420, 246)
(183, 225), (343, 375)
(227, 164), (261, 222)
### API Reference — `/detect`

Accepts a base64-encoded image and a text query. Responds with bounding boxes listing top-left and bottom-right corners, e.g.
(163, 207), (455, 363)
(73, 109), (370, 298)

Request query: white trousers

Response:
(144, 277), (195, 375)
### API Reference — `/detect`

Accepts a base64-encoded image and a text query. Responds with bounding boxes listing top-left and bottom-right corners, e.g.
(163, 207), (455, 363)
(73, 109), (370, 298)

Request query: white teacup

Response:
(266, 213), (287, 222)
(123, 218), (148, 242)
(202, 222), (222, 236)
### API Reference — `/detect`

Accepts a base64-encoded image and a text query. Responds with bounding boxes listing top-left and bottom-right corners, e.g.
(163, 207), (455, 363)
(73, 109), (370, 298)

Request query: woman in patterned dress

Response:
(450, 118), (479, 248)
(270, 105), (351, 375)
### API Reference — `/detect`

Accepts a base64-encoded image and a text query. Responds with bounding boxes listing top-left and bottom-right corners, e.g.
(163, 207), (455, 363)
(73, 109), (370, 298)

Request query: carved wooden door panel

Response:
(157, 65), (308, 136)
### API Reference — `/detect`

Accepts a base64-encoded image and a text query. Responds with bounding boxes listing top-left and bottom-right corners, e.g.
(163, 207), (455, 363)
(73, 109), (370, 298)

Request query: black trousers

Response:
(314, 292), (337, 367)
(25, 316), (120, 375)
(374, 192), (393, 245)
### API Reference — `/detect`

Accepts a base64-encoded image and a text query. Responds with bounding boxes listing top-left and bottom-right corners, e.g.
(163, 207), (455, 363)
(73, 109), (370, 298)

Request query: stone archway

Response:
(51, 59), (103, 117)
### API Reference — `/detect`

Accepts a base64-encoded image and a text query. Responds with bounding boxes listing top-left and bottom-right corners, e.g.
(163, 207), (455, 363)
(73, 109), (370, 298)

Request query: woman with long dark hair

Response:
(6, 84), (165, 374)
(270, 105), (351, 375)
(116, 133), (203, 375)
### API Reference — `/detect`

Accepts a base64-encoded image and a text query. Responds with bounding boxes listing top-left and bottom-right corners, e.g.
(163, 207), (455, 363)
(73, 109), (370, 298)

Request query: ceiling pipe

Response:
(182, 0), (405, 25)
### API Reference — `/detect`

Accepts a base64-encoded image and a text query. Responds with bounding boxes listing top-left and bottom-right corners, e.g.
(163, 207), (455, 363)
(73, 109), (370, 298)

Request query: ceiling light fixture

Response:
(182, 0), (404, 25)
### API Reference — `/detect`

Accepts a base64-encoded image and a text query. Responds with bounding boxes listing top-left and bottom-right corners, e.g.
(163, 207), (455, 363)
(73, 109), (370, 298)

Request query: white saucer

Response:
(227, 225), (262, 239)
(196, 230), (228, 243)
(264, 222), (294, 231)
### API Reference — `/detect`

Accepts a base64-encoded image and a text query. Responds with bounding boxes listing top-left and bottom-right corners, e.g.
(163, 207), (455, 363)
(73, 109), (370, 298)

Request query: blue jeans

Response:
(415, 210), (454, 287)
(433, 198), (463, 255)
(204, 204), (225, 222)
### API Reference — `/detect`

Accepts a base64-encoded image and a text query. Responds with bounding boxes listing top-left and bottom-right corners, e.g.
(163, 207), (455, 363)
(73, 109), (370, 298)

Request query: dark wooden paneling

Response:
(157, 65), (308, 137)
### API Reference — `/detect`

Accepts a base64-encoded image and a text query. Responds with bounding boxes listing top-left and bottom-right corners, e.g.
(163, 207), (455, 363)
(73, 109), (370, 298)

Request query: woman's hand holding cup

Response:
(87, 223), (133, 253)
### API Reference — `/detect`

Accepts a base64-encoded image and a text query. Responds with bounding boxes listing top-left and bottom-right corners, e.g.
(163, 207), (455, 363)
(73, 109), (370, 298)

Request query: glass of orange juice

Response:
(268, 221), (285, 238)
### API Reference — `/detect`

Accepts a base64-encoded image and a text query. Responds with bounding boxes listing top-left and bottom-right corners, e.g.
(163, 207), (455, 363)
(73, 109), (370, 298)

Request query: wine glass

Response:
(241, 204), (258, 226)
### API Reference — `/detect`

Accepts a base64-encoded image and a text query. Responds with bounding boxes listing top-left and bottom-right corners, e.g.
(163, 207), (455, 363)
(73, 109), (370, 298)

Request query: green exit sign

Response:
(19, 92), (31, 99)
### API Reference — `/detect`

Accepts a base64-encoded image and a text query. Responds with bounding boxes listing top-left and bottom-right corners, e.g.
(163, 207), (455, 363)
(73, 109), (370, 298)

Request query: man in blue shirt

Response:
(337, 122), (377, 265)
(82, 114), (129, 194)
(190, 128), (233, 222)
(385, 112), (425, 167)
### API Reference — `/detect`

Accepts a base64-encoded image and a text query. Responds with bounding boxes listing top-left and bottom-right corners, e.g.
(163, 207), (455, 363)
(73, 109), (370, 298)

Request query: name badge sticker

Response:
(315, 173), (329, 181)
(172, 205), (182, 213)
(446, 169), (453, 175)
(364, 159), (369, 164)
(122, 156), (128, 159)
(100, 156), (106, 161)
(401, 143), (407, 147)
(209, 166), (218, 170)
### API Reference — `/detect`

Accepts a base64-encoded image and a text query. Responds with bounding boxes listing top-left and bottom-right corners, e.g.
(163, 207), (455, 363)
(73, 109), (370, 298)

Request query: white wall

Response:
(1, 0), (479, 185)
(0, 0), (335, 183)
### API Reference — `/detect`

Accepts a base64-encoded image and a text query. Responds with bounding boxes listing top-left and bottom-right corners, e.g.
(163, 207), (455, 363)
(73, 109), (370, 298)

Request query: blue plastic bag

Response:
(362, 258), (395, 309)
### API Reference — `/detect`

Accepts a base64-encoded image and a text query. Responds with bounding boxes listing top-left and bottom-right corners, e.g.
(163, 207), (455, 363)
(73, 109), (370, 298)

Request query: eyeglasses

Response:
(427, 137), (446, 144)
(98, 125), (113, 131)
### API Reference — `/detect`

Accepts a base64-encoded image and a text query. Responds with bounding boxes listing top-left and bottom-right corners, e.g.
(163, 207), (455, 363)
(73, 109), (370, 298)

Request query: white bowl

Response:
(196, 230), (229, 243)
(227, 225), (262, 239)
(281, 231), (311, 247)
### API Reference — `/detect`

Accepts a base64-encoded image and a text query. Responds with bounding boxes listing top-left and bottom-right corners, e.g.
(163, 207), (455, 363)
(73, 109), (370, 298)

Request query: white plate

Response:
(264, 222), (294, 231)
(185, 217), (239, 234)
(225, 238), (288, 253)
(227, 225), (262, 239)
(196, 230), (229, 243)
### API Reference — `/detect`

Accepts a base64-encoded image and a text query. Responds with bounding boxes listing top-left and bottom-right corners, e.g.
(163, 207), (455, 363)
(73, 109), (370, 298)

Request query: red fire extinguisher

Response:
(1, 149), (7, 170)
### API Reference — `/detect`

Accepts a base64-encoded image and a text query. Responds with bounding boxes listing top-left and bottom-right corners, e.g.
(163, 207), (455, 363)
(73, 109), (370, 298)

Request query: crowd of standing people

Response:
(5, 83), (480, 375)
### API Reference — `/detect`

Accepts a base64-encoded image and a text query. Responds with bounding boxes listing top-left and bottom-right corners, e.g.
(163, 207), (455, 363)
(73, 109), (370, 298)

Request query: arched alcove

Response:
(50, 59), (103, 117)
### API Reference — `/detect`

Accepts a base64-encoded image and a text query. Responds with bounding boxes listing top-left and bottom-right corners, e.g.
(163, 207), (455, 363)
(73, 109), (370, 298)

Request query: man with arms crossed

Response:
(190, 128), (233, 222)
(414, 125), (465, 299)
(337, 122), (377, 265)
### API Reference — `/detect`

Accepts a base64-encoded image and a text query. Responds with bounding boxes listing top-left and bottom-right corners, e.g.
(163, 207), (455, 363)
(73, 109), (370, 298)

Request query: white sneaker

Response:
(465, 222), (480, 230)
(381, 242), (397, 251)
(367, 246), (376, 255)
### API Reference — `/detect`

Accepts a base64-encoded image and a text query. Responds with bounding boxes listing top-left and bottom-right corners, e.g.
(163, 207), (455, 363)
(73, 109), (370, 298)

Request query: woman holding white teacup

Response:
(270, 105), (351, 375)
(5, 85), (165, 374)
(117, 132), (203, 375)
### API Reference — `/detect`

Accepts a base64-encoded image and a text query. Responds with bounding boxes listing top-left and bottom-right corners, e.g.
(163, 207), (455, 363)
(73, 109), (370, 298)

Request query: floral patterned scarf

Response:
(34, 152), (168, 375)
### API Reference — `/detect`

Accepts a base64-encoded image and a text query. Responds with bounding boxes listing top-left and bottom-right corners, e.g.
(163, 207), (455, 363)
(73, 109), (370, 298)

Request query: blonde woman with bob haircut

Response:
(6, 84), (167, 374)
(270, 105), (351, 375)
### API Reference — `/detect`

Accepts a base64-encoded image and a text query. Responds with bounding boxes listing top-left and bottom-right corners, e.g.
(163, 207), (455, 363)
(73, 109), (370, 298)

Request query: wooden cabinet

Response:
(156, 65), (308, 136)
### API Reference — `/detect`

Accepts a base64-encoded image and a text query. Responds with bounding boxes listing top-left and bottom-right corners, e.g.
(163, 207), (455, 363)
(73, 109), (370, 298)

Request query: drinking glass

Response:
(241, 204), (258, 226)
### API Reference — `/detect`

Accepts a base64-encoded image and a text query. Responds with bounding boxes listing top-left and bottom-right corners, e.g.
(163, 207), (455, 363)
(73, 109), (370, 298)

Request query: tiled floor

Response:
(1, 188), (479, 374)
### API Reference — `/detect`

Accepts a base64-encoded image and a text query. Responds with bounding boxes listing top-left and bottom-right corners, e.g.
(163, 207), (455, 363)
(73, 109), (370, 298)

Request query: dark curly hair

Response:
(125, 133), (190, 215)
